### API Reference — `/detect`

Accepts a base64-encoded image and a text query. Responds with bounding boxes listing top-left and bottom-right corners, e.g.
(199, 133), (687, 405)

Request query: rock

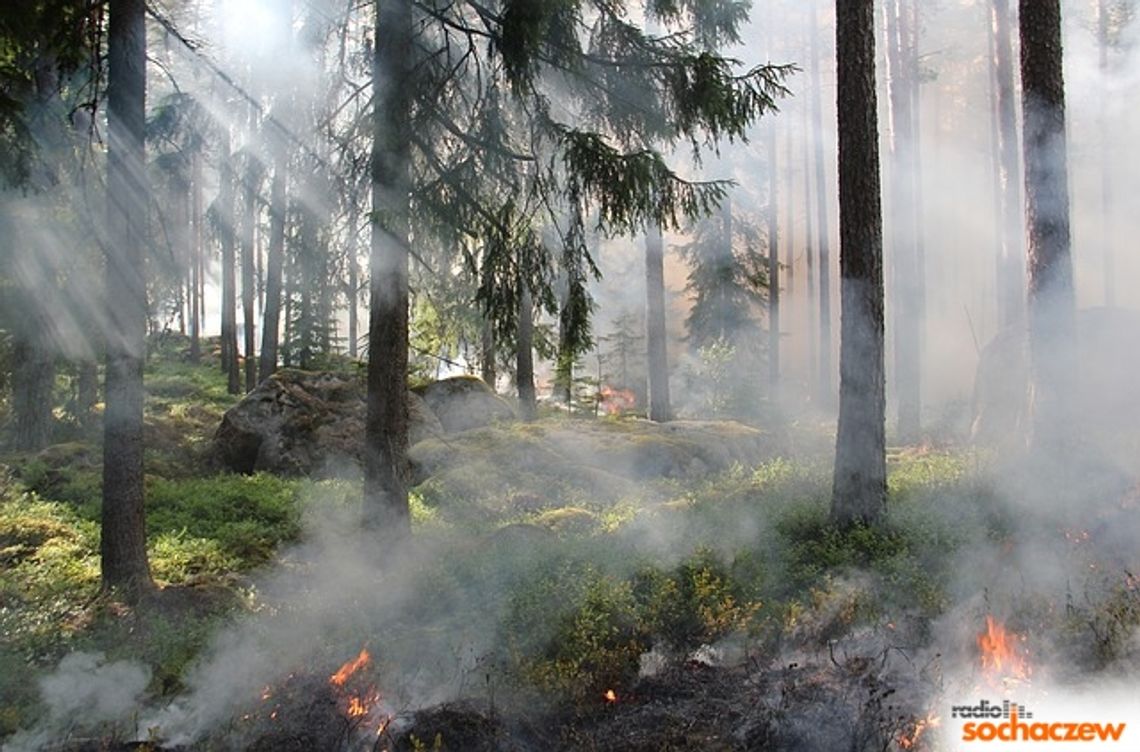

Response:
(414, 375), (515, 433)
(971, 307), (1140, 449)
(213, 369), (443, 476)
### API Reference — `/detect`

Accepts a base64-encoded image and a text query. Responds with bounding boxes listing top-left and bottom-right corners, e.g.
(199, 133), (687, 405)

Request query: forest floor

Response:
(1, 343), (1138, 750)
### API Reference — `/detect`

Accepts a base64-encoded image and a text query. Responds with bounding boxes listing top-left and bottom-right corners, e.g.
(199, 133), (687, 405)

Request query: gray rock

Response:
(213, 369), (443, 476)
(414, 375), (516, 433)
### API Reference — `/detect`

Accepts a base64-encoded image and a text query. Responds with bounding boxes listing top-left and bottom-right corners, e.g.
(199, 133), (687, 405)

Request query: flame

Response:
(345, 689), (380, 719)
(603, 689), (617, 703)
(898, 713), (940, 749)
(976, 615), (1030, 684)
(599, 385), (637, 415)
(330, 648), (371, 687)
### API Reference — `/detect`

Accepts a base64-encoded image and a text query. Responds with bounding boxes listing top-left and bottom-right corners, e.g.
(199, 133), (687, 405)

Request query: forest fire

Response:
(897, 712), (940, 750)
(599, 385), (637, 415)
(330, 647), (372, 686)
(603, 689), (618, 703)
(977, 615), (1031, 686)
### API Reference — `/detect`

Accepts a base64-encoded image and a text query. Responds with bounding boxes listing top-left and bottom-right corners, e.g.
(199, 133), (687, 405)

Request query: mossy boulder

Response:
(213, 369), (442, 476)
(413, 375), (515, 433)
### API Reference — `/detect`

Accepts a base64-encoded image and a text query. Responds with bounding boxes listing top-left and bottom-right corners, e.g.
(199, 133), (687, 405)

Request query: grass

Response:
(2, 345), (1137, 743)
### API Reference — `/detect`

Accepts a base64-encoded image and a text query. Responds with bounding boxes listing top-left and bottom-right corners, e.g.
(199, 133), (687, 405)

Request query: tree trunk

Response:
(554, 294), (573, 406)
(77, 359), (98, 428)
(347, 209), (359, 359)
(810, 7), (833, 405)
(802, 83), (817, 391)
(767, 120), (780, 395)
(189, 147), (202, 363)
(1097, 0), (1115, 307)
(240, 112), (261, 392)
(831, 0), (887, 526)
(102, 0), (152, 597)
(645, 225), (671, 422)
(259, 129), (287, 383)
(219, 133), (240, 394)
(1019, 0), (1076, 457)
(517, 283), (537, 420)
(10, 334), (55, 451)
(481, 317), (495, 387)
(885, 0), (922, 443)
(363, 0), (412, 540)
(993, 0), (1024, 329)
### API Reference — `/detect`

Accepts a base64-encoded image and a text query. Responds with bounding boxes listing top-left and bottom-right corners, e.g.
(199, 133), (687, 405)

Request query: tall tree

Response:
(1097, 0), (1115, 307)
(517, 283), (538, 420)
(1019, 0), (1076, 456)
(831, 0), (886, 526)
(217, 131), (241, 394)
(645, 224), (671, 422)
(363, 0), (413, 539)
(102, 0), (153, 596)
(809, 0), (833, 405)
(884, 0), (922, 442)
(990, 0), (1023, 329)
(767, 119), (780, 394)
(239, 110), (263, 392)
(259, 117), (287, 382)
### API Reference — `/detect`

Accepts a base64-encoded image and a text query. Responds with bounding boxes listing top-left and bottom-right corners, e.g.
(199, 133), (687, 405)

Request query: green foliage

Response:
(145, 474), (302, 567)
(633, 548), (758, 652)
(505, 560), (645, 699)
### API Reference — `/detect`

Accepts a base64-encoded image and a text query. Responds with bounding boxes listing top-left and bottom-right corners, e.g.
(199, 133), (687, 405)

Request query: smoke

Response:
(2, 652), (151, 752)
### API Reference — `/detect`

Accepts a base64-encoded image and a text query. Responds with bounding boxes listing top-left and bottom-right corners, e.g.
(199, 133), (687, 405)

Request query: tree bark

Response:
(481, 317), (495, 387)
(517, 283), (537, 420)
(831, 0), (887, 526)
(809, 6), (833, 405)
(645, 225), (671, 422)
(11, 334), (55, 451)
(885, 0), (922, 443)
(1097, 0), (1115, 307)
(993, 0), (1024, 329)
(219, 132), (240, 394)
(767, 120), (780, 395)
(363, 0), (413, 540)
(259, 126), (287, 383)
(102, 0), (152, 597)
(189, 147), (203, 363)
(240, 110), (261, 392)
(1019, 0), (1077, 457)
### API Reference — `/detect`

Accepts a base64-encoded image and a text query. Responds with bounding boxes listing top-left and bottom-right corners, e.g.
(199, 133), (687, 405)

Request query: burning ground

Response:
(2, 358), (1140, 750)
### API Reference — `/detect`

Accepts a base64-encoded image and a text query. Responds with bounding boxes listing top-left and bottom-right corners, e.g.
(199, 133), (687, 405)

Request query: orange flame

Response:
(330, 648), (371, 687)
(898, 713), (940, 749)
(977, 615), (1030, 683)
(603, 689), (617, 703)
(599, 386), (637, 415)
(345, 688), (380, 719)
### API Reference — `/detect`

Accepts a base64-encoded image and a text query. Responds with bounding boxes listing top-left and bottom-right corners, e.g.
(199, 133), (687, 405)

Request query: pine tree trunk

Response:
(645, 225), (671, 422)
(259, 131), (286, 383)
(481, 318), (495, 387)
(1020, 0), (1077, 457)
(240, 113), (261, 392)
(77, 359), (98, 428)
(885, 0), (922, 443)
(517, 284), (537, 420)
(102, 0), (152, 597)
(554, 294), (573, 406)
(219, 134), (240, 394)
(189, 148), (202, 363)
(363, 0), (412, 539)
(810, 8), (833, 405)
(802, 86), (817, 390)
(348, 210), (359, 359)
(993, 0), (1024, 329)
(767, 120), (780, 394)
(11, 334), (55, 451)
(1097, 0), (1115, 307)
(831, 0), (887, 526)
